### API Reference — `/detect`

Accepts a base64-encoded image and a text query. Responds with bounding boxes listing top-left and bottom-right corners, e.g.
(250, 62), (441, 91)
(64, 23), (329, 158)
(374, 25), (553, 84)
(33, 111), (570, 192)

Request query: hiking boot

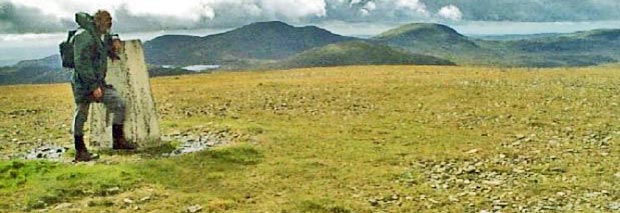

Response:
(112, 124), (136, 150)
(73, 135), (98, 162)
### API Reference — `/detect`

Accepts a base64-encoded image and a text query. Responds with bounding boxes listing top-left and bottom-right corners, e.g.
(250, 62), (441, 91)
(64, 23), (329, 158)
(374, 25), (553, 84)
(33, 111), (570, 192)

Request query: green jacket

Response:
(71, 12), (112, 103)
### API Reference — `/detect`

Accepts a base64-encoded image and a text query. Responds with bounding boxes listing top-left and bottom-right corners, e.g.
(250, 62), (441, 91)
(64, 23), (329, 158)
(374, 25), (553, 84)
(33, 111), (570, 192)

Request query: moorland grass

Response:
(1, 65), (620, 212)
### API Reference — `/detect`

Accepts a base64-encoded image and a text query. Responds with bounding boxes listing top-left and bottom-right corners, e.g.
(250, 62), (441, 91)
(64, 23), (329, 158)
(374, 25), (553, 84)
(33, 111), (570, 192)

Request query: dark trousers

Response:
(72, 87), (125, 136)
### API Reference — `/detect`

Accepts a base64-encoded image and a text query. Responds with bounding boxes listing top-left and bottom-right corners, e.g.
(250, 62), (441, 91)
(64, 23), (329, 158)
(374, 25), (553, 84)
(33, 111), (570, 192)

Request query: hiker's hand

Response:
(112, 39), (122, 52)
(93, 87), (103, 101)
(109, 38), (122, 61)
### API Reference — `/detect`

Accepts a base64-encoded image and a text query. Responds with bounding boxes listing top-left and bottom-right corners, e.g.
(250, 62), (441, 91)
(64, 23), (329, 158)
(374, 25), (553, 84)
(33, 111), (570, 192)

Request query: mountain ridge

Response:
(144, 21), (358, 66)
(4, 21), (620, 85)
(374, 23), (620, 67)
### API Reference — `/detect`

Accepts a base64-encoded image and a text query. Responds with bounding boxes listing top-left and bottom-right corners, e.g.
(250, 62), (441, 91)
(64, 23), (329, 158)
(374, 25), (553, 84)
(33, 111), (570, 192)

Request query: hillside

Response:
(373, 23), (505, 66)
(272, 41), (454, 69)
(144, 21), (357, 66)
(0, 55), (69, 85)
(375, 23), (620, 67)
(493, 29), (620, 67)
(375, 23), (480, 54)
(0, 56), (202, 86)
(507, 29), (620, 54)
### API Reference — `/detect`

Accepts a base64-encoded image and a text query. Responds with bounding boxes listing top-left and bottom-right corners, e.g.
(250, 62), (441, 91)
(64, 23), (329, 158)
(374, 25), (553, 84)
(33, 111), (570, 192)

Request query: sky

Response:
(4, 0), (620, 34)
(3, 0), (620, 64)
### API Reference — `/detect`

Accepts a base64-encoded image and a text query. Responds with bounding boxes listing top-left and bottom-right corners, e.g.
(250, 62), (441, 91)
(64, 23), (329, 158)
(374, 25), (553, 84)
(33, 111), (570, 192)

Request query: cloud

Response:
(0, 0), (333, 32)
(4, 0), (620, 33)
(423, 0), (620, 22)
(4, 0), (328, 22)
(0, 1), (73, 33)
(437, 5), (462, 21)
(259, 0), (327, 19)
(341, 0), (430, 20)
(359, 2), (376, 16)
(394, 0), (428, 16)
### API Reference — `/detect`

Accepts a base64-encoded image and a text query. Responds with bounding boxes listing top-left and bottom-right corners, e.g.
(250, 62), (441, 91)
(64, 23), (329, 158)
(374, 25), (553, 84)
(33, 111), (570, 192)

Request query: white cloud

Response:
(6, 0), (327, 22)
(7, 0), (217, 21)
(394, 0), (428, 16)
(120, 0), (216, 21)
(259, 0), (327, 19)
(349, 0), (363, 7)
(360, 1), (376, 16)
(1, 0), (440, 33)
(437, 5), (463, 21)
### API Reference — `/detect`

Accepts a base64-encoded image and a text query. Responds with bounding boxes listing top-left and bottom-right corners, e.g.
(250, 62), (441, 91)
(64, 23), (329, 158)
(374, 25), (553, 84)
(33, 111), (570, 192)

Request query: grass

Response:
(2, 65), (620, 212)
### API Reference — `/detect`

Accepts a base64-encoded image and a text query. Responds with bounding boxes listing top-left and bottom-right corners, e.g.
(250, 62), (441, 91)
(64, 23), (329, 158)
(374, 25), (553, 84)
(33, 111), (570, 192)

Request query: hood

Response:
(75, 12), (96, 33)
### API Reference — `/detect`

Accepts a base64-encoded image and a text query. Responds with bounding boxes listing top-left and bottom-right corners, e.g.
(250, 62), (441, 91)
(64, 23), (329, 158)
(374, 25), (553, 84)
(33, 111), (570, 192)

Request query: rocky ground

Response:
(6, 131), (230, 162)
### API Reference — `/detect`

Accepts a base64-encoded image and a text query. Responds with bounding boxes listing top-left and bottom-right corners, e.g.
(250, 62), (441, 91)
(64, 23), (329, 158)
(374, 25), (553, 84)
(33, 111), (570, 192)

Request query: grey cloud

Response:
(0, 2), (72, 33)
(423, 0), (620, 22)
(3, 0), (620, 34)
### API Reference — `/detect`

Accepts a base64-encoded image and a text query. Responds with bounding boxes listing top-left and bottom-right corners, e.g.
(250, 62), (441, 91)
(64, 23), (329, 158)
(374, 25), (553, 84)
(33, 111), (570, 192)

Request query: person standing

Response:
(70, 10), (135, 162)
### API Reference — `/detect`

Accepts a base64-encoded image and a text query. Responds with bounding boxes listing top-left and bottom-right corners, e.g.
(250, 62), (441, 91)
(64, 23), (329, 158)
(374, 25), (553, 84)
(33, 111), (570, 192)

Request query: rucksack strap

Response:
(67, 30), (77, 42)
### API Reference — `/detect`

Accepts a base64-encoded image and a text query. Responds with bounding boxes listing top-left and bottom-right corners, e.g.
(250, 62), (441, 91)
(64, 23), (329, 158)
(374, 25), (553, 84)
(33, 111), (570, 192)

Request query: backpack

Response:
(59, 29), (78, 68)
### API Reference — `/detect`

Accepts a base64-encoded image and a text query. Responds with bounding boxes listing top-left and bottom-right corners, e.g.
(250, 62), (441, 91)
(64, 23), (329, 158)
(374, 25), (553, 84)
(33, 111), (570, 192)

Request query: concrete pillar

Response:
(89, 40), (161, 149)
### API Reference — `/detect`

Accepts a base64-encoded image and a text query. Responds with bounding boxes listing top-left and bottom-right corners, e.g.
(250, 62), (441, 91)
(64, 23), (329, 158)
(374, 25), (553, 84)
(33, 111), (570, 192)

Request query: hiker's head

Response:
(94, 10), (112, 34)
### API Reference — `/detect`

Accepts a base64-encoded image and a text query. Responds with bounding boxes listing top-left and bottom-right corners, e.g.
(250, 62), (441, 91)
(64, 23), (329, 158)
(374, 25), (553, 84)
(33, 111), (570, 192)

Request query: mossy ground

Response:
(2, 65), (620, 212)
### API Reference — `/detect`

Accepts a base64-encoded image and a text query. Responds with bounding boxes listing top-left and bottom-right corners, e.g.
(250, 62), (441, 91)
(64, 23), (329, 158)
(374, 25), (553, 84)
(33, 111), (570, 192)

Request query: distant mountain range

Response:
(143, 21), (357, 66)
(3, 21), (620, 85)
(0, 55), (69, 85)
(373, 23), (619, 67)
(145, 21), (620, 68)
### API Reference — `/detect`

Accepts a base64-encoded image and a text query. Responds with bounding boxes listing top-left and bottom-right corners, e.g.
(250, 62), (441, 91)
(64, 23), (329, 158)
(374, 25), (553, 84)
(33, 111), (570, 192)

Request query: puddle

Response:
(13, 145), (69, 161)
(6, 132), (229, 161)
(161, 132), (228, 157)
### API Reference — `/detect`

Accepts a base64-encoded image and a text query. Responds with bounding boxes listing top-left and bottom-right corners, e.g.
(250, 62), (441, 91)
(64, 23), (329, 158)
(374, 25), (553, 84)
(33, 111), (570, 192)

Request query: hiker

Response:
(69, 10), (135, 162)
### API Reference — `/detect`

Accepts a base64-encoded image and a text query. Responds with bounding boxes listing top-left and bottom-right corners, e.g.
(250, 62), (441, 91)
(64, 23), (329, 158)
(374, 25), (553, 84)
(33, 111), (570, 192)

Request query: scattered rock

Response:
(548, 139), (560, 146)
(609, 202), (620, 211)
(123, 198), (133, 204)
(368, 198), (379, 206)
(465, 149), (480, 154)
(106, 187), (121, 194)
(139, 196), (151, 203)
(516, 134), (526, 139)
(482, 180), (503, 186)
(186, 204), (203, 213)
(14, 145), (68, 160)
(161, 132), (227, 157)
(464, 165), (477, 173)
(53, 203), (72, 210)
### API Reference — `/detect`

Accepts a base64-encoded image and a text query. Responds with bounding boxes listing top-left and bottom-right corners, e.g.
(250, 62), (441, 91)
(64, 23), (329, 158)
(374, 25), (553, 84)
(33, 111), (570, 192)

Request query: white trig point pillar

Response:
(89, 40), (161, 149)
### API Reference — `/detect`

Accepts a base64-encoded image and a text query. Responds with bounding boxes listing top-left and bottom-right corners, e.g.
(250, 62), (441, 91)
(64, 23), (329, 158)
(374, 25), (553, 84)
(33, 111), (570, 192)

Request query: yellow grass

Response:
(2, 65), (620, 212)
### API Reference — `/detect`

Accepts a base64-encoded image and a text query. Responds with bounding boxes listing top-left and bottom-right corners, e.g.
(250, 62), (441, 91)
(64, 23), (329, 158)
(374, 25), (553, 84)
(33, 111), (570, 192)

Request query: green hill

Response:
(272, 41), (454, 69)
(375, 23), (619, 67)
(495, 29), (620, 67)
(0, 55), (69, 85)
(144, 21), (357, 66)
(374, 23), (483, 61)
(507, 29), (620, 54)
(375, 23), (479, 52)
